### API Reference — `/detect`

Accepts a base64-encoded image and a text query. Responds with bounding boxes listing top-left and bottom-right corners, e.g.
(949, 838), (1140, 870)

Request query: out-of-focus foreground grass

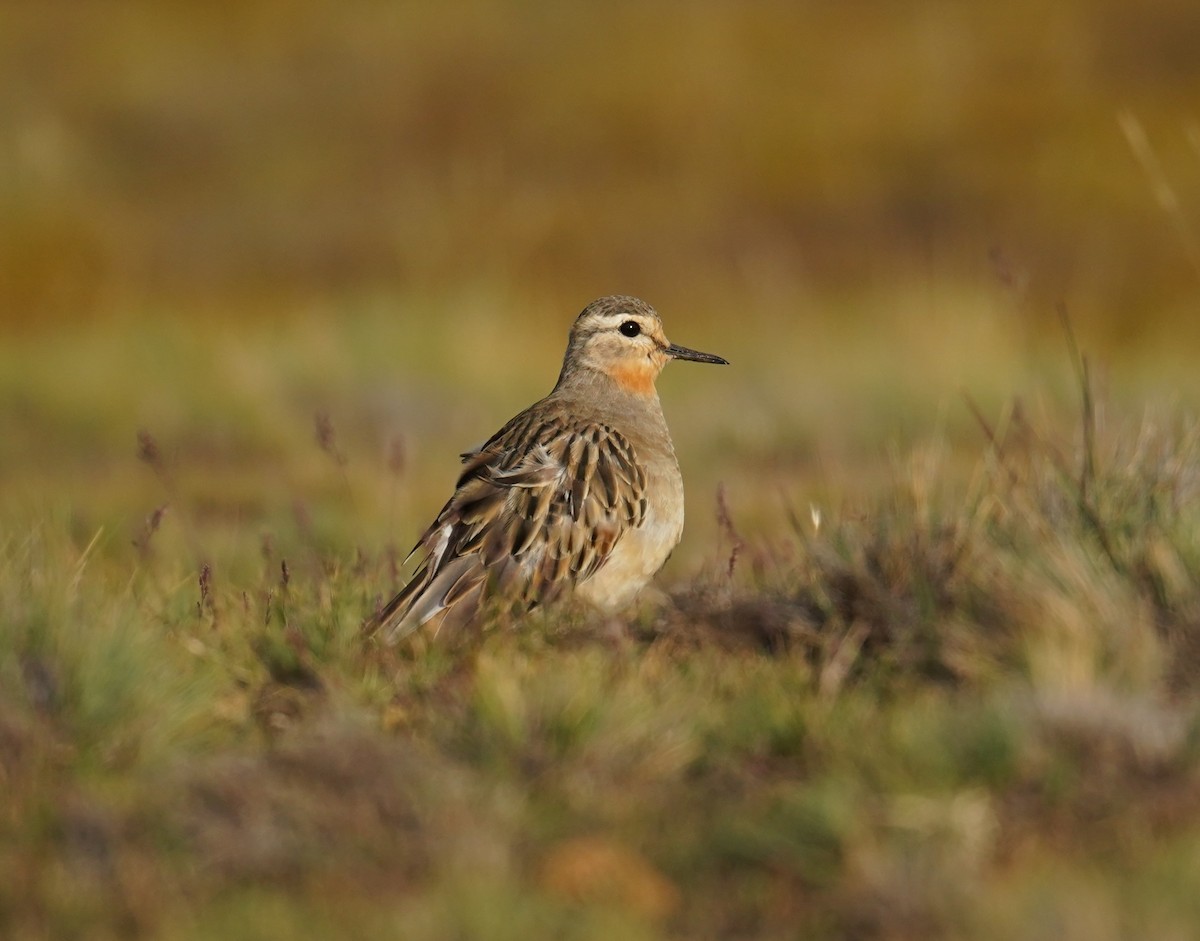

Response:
(4, 2), (1200, 939)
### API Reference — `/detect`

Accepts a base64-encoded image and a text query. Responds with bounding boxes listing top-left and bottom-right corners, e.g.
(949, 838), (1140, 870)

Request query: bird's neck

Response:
(553, 364), (663, 411)
(606, 360), (661, 397)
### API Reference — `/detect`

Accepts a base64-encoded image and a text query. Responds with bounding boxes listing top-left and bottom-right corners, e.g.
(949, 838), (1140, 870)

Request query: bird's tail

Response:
(367, 555), (489, 643)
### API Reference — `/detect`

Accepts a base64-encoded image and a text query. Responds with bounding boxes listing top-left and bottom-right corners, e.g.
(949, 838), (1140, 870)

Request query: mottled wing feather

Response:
(373, 412), (646, 642)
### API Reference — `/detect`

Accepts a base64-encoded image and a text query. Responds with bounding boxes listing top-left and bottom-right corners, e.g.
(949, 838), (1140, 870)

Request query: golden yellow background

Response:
(5, 2), (1199, 547)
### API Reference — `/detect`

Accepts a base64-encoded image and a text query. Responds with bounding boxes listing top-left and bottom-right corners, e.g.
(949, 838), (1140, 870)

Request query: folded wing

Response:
(372, 414), (647, 642)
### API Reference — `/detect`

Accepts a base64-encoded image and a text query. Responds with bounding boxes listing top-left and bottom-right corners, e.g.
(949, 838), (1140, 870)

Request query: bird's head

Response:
(559, 295), (728, 396)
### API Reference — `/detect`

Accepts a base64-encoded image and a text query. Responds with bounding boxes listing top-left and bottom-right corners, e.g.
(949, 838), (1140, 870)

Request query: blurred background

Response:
(2, 0), (1199, 567)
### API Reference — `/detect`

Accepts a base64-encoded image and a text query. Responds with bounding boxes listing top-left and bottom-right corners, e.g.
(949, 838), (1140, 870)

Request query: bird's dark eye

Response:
(619, 320), (641, 338)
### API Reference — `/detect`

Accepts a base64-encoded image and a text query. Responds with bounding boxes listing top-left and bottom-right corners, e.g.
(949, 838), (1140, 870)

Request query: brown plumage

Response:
(371, 295), (727, 642)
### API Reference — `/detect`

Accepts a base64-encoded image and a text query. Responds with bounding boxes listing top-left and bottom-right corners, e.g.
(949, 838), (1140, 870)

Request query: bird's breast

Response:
(575, 445), (684, 611)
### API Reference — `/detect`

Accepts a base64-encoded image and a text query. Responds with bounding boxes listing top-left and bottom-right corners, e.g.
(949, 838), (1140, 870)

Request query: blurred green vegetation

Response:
(4, 2), (1200, 939)
(6, 391), (1200, 939)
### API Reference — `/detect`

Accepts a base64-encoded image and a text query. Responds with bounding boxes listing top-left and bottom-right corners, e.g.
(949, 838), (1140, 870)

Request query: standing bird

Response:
(372, 295), (727, 642)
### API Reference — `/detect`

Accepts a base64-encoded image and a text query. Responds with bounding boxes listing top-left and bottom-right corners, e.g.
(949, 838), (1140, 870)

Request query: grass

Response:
(4, 305), (1200, 939)
(5, 1), (1200, 935)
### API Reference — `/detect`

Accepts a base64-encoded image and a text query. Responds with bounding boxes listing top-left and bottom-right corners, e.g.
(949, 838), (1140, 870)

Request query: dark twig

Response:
(961, 392), (1021, 488)
(197, 562), (217, 622)
(135, 428), (206, 563)
(132, 503), (169, 558)
(1056, 302), (1097, 502)
(314, 410), (355, 507)
(715, 483), (745, 580)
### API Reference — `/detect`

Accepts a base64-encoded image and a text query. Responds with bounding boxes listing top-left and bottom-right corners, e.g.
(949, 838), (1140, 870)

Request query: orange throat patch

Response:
(608, 360), (660, 396)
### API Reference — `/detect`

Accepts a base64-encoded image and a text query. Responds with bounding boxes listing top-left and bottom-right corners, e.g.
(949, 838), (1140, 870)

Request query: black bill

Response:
(665, 343), (729, 365)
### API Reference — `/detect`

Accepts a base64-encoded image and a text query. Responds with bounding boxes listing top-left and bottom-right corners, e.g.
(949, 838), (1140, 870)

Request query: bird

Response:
(371, 295), (728, 642)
